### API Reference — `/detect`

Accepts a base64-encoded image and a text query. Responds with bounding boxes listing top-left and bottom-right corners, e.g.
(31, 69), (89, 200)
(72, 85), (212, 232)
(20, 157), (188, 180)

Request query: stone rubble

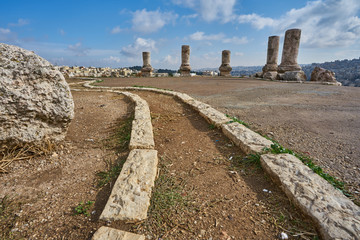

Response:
(310, 66), (341, 85)
(0, 43), (74, 145)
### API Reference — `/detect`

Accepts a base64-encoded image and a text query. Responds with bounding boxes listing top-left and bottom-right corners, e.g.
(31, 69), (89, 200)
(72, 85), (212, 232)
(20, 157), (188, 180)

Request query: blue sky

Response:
(1, 0), (360, 69)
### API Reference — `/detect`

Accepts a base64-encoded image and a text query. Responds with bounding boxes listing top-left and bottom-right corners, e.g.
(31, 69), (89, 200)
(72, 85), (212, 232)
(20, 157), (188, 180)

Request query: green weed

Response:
(74, 201), (94, 216)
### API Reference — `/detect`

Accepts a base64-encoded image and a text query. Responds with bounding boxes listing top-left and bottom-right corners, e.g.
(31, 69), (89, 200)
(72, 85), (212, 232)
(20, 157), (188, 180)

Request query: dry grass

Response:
(0, 140), (56, 173)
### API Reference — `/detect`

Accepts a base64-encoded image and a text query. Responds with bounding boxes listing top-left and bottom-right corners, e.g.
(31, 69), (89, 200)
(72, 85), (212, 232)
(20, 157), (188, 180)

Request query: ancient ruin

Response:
(277, 29), (306, 81)
(141, 52), (153, 77)
(179, 45), (191, 77)
(0, 43), (74, 145)
(310, 67), (341, 85)
(262, 36), (280, 80)
(219, 50), (232, 77)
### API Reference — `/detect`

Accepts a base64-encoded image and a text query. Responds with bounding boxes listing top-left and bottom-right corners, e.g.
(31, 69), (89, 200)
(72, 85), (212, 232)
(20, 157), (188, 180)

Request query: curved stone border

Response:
(71, 86), (157, 238)
(81, 79), (360, 239)
(261, 154), (360, 240)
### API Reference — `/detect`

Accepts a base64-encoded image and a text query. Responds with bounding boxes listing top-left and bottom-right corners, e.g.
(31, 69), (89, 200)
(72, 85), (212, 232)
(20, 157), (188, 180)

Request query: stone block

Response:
(129, 119), (155, 150)
(198, 107), (231, 127)
(263, 71), (278, 80)
(92, 226), (145, 240)
(221, 122), (272, 154)
(260, 153), (360, 240)
(100, 149), (158, 221)
(281, 71), (306, 82)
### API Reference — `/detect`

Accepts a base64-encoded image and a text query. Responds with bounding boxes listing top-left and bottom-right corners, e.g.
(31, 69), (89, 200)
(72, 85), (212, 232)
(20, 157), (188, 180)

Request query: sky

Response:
(1, 0), (360, 69)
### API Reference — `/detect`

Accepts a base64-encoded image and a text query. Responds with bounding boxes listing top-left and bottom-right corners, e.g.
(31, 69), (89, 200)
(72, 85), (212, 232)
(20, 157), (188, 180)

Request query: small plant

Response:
(225, 114), (250, 128)
(208, 124), (216, 130)
(96, 157), (126, 188)
(74, 201), (94, 216)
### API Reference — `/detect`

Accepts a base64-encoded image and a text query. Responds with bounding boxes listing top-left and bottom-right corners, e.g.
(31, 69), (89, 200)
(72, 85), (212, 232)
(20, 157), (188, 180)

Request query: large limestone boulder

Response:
(0, 43), (74, 145)
(310, 67), (340, 85)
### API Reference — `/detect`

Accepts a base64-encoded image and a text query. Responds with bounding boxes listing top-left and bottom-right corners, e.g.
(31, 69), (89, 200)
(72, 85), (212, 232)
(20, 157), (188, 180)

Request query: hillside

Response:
(301, 58), (360, 87)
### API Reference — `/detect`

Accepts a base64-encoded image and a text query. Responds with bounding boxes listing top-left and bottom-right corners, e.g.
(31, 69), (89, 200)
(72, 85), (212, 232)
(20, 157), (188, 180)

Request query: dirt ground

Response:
(0, 80), (320, 239)
(97, 76), (360, 202)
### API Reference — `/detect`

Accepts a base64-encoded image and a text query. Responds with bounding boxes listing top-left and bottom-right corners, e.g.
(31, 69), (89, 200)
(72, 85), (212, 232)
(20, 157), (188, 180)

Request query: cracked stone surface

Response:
(221, 122), (273, 154)
(0, 43), (74, 145)
(100, 149), (158, 221)
(260, 153), (360, 240)
(129, 119), (155, 150)
(92, 226), (145, 240)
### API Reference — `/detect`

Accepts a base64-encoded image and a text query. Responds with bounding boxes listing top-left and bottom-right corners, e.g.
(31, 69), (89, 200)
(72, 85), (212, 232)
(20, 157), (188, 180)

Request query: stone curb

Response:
(260, 153), (360, 240)
(100, 149), (158, 221)
(92, 226), (145, 240)
(80, 79), (359, 238)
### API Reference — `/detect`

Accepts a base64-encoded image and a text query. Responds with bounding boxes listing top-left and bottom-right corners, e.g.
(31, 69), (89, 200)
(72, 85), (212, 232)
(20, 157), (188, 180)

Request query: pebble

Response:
(280, 232), (288, 239)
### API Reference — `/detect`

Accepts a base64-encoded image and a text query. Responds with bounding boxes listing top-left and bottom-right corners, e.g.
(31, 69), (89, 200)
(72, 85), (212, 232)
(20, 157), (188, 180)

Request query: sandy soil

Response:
(97, 76), (360, 202)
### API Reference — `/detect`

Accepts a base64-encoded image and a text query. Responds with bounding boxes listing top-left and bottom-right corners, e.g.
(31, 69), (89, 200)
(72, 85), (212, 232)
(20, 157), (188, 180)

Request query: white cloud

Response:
(238, 14), (277, 29)
(59, 29), (65, 36)
(173, 0), (236, 23)
(111, 26), (122, 34)
(103, 56), (122, 63)
(188, 31), (248, 44)
(0, 28), (11, 34)
(234, 52), (244, 56)
(9, 18), (29, 27)
(0, 28), (17, 43)
(223, 36), (248, 45)
(132, 9), (178, 33)
(189, 31), (225, 41)
(67, 42), (89, 56)
(163, 54), (179, 66)
(238, 0), (360, 48)
(120, 38), (157, 57)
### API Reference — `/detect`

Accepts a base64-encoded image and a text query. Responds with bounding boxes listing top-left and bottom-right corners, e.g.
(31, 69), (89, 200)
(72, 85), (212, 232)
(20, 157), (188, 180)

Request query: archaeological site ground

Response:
(1, 74), (360, 239)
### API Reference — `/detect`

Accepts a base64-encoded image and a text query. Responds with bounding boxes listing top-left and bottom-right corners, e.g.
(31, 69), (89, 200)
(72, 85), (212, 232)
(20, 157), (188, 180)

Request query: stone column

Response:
(179, 45), (191, 77)
(278, 29), (306, 81)
(141, 52), (153, 77)
(262, 36), (279, 80)
(219, 50), (232, 77)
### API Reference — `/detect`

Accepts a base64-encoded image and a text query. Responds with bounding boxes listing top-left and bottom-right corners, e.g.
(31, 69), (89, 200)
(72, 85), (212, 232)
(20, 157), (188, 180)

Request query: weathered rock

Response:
(100, 149), (158, 221)
(310, 67), (337, 83)
(221, 122), (272, 154)
(129, 119), (155, 150)
(219, 50), (232, 77)
(0, 43), (74, 145)
(92, 226), (145, 240)
(179, 45), (191, 77)
(141, 52), (153, 77)
(263, 71), (277, 80)
(261, 153), (360, 240)
(279, 71), (306, 82)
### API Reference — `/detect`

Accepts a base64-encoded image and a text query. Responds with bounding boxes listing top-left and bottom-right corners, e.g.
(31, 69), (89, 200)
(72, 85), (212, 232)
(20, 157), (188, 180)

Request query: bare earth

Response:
(98, 76), (360, 201)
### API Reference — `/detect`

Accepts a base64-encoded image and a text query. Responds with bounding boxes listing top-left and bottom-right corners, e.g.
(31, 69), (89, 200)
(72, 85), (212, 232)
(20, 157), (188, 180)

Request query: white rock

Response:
(221, 122), (273, 154)
(92, 226), (145, 240)
(261, 153), (360, 240)
(0, 43), (74, 145)
(100, 149), (158, 221)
